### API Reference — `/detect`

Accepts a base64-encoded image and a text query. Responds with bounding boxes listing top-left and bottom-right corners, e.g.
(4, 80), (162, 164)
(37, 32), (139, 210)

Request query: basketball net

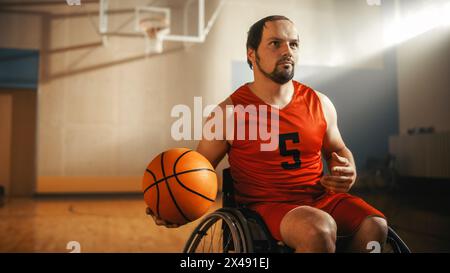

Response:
(139, 17), (170, 54)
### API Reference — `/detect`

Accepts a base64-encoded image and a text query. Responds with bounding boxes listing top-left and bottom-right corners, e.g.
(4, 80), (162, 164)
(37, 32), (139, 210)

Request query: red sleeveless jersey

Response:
(228, 80), (328, 205)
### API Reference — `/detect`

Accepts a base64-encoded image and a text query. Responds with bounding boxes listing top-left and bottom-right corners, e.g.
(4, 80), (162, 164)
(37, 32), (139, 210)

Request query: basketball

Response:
(142, 148), (218, 225)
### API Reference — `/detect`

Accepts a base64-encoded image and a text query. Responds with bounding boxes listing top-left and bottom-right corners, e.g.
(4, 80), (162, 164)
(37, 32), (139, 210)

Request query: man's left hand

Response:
(320, 152), (356, 193)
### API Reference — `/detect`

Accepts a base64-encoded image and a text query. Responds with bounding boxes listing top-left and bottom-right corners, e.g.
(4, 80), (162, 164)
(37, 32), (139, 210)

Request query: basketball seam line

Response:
(143, 168), (215, 194)
(145, 169), (160, 217)
(172, 150), (215, 202)
(160, 151), (191, 223)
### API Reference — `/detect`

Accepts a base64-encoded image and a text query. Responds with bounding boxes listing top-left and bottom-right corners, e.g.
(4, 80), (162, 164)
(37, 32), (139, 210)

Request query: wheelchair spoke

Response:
(213, 219), (223, 252)
(201, 231), (206, 252)
(183, 209), (252, 253)
(184, 169), (411, 254)
(218, 222), (224, 252)
(223, 228), (233, 253)
(208, 220), (218, 253)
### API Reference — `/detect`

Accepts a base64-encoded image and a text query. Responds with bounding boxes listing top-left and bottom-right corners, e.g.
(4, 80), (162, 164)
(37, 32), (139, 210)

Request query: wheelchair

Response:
(184, 168), (411, 253)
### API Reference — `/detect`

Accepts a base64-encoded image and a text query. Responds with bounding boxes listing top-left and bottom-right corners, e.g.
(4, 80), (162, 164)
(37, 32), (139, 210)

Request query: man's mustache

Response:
(277, 57), (294, 65)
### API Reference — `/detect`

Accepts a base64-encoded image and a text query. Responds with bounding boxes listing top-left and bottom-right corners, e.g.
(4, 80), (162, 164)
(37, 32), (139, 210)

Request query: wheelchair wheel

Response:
(383, 227), (411, 253)
(183, 208), (252, 253)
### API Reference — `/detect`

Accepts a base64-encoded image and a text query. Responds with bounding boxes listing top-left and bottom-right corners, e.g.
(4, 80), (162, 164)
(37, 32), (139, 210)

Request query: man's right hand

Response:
(146, 207), (183, 228)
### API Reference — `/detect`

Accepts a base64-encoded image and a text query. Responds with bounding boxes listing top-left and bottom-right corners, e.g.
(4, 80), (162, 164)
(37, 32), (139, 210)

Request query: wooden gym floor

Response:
(1, 183), (450, 253)
(0, 195), (221, 253)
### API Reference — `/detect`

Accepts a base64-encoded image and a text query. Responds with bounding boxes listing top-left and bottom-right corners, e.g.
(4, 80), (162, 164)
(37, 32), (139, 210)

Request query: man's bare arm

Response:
(146, 97), (233, 227)
(316, 91), (355, 169)
(196, 136), (229, 169)
(196, 97), (234, 169)
(316, 91), (357, 192)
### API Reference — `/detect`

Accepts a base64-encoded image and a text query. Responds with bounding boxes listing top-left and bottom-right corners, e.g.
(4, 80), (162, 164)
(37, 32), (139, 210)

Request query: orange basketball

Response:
(142, 148), (217, 225)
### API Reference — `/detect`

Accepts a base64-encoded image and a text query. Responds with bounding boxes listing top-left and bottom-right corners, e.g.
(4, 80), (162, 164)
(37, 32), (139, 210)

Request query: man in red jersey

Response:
(149, 15), (387, 253)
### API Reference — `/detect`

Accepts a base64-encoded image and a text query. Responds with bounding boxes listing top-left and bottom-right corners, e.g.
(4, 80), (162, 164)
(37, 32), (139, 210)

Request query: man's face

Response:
(249, 20), (300, 84)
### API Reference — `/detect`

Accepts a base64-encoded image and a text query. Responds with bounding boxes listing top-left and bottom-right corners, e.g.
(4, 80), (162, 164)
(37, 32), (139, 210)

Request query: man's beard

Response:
(255, 52), (295, 85)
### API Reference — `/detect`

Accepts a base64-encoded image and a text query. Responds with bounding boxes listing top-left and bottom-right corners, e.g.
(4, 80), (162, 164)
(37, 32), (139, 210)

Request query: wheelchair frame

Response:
(184, 168), (411, 253)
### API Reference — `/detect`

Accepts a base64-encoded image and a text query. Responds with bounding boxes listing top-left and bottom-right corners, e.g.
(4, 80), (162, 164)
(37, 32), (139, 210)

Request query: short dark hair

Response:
(246, 15), (293, 69)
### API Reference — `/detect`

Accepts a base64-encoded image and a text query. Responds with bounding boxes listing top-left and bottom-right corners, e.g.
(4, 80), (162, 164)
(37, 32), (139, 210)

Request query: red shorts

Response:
(247, 193), (385, 241)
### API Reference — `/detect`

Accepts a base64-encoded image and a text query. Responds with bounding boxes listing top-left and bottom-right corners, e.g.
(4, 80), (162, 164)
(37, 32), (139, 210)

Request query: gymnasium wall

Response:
(396, 2), (450, 134)
(0, 48), (39, 196)
(0, 0), (448, 193)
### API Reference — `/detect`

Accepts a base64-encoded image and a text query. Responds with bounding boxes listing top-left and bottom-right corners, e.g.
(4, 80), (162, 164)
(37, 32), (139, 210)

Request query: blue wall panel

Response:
(0, 48), (39, 90)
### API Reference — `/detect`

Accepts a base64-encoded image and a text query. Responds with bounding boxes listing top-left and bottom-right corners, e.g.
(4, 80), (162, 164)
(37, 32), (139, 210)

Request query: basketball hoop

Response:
(138, 17), (170, 54)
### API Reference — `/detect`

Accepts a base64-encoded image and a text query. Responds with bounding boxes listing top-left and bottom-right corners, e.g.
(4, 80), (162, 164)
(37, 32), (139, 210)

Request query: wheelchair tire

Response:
(184, 210), (411, 253)
(384, 227), (411, 253)
(183, 208), (252, 253)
